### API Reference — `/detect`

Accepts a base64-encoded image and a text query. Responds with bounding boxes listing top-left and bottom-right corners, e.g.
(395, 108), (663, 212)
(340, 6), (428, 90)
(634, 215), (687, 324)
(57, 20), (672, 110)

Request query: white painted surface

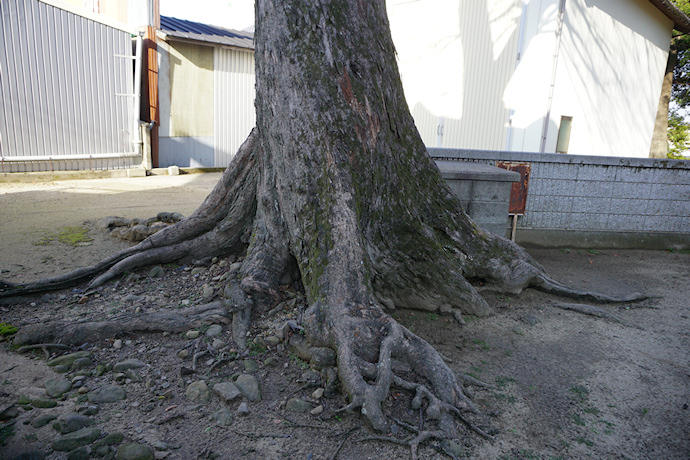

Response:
(388, 0), (674, 157)
(213, 48), (256, 166)
(546, 0), (672, 157)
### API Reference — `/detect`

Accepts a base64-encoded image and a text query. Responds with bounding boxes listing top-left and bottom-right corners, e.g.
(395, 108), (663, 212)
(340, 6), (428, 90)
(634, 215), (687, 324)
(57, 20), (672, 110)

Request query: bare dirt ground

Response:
(0, 175), (688, 459)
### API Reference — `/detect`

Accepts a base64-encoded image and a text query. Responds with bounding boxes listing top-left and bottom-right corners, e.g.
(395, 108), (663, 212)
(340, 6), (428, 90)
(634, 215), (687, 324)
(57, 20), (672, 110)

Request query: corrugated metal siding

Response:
(442, 0), (522, 150)
(214, 48), (255, 166)
(0, 0), (135, 172)
(389, 0), (522, 151)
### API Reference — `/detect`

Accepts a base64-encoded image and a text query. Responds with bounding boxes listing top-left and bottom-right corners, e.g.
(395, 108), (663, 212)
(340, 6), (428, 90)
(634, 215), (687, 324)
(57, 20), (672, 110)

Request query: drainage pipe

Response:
(539, 0), (566, 153)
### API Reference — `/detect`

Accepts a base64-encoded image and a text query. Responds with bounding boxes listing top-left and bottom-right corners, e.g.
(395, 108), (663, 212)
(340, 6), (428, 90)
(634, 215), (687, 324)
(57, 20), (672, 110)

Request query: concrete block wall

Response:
(429, 149), (690, 249)
(435, 160), (519, 236)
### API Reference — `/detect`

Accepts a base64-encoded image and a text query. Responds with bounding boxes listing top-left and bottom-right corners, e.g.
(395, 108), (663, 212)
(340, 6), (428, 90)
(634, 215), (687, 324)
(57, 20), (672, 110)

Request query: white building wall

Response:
(504, 0), (561, 153)
(388, 0), (522, 150)
(545, 0), (672, 157)
(391, 0), (675, 158)
(214, 48), (256, 166)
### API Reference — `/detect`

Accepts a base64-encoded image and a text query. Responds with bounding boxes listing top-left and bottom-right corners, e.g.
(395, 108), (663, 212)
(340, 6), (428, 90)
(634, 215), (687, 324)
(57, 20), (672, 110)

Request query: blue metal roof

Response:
(159, 16), (254, 50)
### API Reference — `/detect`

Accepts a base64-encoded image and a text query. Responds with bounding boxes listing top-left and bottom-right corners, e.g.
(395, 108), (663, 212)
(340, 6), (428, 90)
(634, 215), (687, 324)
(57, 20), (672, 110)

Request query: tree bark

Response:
(650, 46), (676, 158)
(1, 0), (646, 439)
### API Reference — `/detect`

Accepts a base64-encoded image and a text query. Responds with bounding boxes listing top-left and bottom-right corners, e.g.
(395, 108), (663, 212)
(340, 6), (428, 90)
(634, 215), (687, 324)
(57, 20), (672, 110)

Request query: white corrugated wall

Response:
(0, 0), (135, 172)
(388, 0), (522, 150)
(213, 48), (255, 166)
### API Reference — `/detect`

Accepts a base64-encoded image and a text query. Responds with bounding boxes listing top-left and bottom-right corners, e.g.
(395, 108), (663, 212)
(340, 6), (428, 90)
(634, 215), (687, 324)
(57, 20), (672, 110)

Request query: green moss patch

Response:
(0, 323), (17, 336)
(34, 226), (93, 247)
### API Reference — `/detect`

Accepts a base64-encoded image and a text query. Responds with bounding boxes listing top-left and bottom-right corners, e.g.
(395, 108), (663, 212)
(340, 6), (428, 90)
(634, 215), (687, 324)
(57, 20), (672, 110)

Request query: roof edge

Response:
(649, 0), (690, 34)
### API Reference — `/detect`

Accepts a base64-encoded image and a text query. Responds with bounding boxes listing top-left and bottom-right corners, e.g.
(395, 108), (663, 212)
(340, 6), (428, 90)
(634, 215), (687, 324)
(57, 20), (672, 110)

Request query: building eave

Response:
(649, 0), (690, 34)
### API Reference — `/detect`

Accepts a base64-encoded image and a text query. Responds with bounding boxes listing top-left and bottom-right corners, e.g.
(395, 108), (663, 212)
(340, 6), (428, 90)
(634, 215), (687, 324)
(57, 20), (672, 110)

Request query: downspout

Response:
(133, 32), (150, 169)
(540, 0), (566, 153)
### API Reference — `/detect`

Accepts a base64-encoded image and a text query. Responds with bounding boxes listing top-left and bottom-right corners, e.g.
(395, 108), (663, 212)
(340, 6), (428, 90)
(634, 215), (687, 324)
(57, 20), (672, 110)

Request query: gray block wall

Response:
(429, 149), (690, 249)
(435, 160), (519, 236)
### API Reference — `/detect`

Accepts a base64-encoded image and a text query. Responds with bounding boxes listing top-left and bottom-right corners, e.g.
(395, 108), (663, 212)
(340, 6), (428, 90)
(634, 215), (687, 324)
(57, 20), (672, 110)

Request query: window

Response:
(556, 116), (573, 154)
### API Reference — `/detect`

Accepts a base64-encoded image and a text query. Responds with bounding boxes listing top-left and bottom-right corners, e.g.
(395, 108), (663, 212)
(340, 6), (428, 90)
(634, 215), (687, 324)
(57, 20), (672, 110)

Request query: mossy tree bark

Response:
(3, 0), (645, 440)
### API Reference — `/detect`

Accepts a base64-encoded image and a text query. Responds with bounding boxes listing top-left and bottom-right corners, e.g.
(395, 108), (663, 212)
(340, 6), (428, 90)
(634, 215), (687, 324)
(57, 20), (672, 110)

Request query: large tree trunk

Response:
(650, 46), (676, 158)
(2, 0), (645, 442)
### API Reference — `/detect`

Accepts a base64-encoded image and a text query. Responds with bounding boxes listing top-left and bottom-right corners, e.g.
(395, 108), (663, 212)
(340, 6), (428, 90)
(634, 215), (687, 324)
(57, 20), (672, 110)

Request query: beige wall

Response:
(167, 42), (215, 138)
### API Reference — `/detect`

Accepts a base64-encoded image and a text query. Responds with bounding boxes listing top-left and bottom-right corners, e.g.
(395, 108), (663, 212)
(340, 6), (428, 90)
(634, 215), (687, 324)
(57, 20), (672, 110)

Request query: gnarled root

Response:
(12, 301), (229, 347)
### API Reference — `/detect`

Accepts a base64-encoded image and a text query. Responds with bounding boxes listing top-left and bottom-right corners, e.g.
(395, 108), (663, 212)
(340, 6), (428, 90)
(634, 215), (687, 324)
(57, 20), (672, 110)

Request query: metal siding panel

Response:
(1, 0), (135, 171)
(214, 48), (255, 167)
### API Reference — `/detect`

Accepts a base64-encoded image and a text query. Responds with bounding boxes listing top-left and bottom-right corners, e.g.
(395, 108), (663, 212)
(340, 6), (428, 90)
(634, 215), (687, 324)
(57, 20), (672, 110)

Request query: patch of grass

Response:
(641, 408), (649, 416)
(492, 393), (516, 404)
(0, 423), (15, 446)
(571, 413), (586, 426)
(426, 313), (439, 321)
(472, 339), (490, 350)
(569, 385), (589, 402)
(289, 353), (309, 369)
(24, 433), (37, 442)
(583, 407), (601, 416)
(576, 437), (594, 447)
(248, 342), (267, 356)
(495, 375), (516, 390)
(504, 349), (513, 357)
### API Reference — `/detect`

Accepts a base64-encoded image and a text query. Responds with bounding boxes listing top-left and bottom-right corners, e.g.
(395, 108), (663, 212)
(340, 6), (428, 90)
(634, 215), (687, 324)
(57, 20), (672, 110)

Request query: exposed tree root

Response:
(12, 301), (229, 347)
(16, 343), (75, 358)
(553, 302), (643, 329)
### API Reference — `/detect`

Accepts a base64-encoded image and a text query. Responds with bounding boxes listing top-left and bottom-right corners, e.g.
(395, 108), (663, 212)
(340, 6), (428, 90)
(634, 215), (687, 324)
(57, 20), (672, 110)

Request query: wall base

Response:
(516, 229), (690, 251)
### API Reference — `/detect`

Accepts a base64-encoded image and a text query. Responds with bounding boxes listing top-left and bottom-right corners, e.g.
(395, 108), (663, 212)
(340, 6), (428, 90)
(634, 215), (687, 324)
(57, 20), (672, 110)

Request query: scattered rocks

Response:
(67, 446), (90, 460)
(113, 339), (123, 349)
(123, 294), (143, 302)
(312, 388), (324, 400)
(441, 439), (465, 458)
(52, 427), (101, 451)
(205, 324), (223, 337)
(149, 266), (165, 278)
(88, 385), (126, 404)
(310, 405), (324, 416)
(113, 359), (146, 373)
(285, 398), (312, 413)
(191, 268), (205, 276)
(309, 347), (336, 369)
(265, 336), (281, 347)
(243, 359), (259, 373)
(47, 351), (92, 368)
(32, 398), (58, 408)
(31, 414), (57, 428)
(211, 408), (234, 426)
(45, 378), (72, 398)
(237, 402), (250, 416)
(116, 443), (154, 460)
(212, 382), (241, 403)
(93, 432), (124, 448)
(52, 413), (94, 434)
(177, 349), (190, 359)
(71, 357), (92, 370)
(522, 314), (541, 326)
(185, 330), (200, 340)
(202, 285), (215, 300)
(234, 374), (261, 402)
(186, 381), (210, 402)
